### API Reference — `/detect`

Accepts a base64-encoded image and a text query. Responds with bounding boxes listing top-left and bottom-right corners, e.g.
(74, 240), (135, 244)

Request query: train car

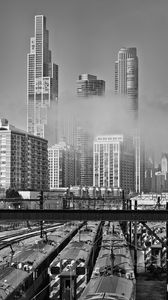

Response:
(0, 267), (33, 300)
(80, 275), (135, 300)
(49, 222), (101, 299)
(80, 221), (136, 300)
(0, 222), (83, 300)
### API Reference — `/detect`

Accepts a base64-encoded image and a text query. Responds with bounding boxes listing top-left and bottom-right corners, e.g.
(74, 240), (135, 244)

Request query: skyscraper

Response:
(76, 74), (105, 186)
(27, 15), (58, 144)
(115, 47), (144, 193)
(77, 74), (105, 97)
(115, 47), (138, 118)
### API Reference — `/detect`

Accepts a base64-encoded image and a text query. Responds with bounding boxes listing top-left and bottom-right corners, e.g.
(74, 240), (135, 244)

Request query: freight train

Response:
(80, 221), (136, 300)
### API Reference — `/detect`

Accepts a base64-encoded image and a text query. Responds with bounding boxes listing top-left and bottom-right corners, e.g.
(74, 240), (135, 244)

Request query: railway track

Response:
(0, 223), (63, 250)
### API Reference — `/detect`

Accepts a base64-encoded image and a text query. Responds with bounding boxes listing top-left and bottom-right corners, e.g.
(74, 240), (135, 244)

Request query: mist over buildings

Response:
(139, 94), (168, 160)
(56, 92), (168, 162)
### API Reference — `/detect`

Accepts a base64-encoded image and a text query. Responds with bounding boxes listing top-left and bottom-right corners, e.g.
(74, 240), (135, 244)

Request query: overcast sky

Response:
(0, 0), (168, 157)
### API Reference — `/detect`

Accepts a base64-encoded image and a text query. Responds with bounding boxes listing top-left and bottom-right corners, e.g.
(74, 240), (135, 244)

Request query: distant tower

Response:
(27, 15), (58, 144)
(115, 48), (144, 193)
(115, 47), (138, 119)
(77, 74), (105, 97)
(76, 74), (105, 186)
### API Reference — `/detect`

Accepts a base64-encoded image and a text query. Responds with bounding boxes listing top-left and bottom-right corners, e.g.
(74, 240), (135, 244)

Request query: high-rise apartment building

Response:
(0, 119), (48, 191)
(48, 144), (63, 189)
(77, 74), (105, 97)
(27, 15), (58, 144)
(93, 135), (135, 192)
(115, 47), (138, 116)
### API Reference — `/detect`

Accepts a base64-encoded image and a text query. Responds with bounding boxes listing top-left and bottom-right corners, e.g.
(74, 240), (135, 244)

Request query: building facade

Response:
(144, 154), (155, 193)
(77, 74), (105, 97)
(48, 142), (78, 189)
(48, 144), (63, 189)
(0, 119), (48, 191)
(93, 135), (135, 192)
(153, 172), (168, 193)
(76, 74), (105, 186)
(161, 153), (168, 174)
(76, 126), (93, 186)
(115, 47), (138, 117)
(27, 15), (58, 144)
(114, 47), (145, 192)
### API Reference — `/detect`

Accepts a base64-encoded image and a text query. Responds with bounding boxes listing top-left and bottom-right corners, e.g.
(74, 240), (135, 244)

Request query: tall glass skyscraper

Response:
(115, 47), (138, 118)
(27, 15), (58, 144)
(115, 47), (145, 193)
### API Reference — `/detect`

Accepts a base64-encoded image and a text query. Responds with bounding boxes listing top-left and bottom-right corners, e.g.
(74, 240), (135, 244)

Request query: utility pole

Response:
(39, 191), (43, 239)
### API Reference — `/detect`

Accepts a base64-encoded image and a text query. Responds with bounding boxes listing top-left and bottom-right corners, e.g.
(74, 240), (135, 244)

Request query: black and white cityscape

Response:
(0, 1), (168, 299)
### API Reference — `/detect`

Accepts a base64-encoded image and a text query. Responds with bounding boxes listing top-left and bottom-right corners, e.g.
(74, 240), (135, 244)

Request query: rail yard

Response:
(0, 191), (167, 300)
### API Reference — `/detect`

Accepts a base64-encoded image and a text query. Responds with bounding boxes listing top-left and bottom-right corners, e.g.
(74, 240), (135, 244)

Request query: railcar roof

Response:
(80, 292), (129, 300)
(81, 275), (134, 300)
(0, 268), (29, 299)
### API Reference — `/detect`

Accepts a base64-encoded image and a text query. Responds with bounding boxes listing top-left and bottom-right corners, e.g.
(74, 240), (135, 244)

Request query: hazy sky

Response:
(0, 0), (168, 156)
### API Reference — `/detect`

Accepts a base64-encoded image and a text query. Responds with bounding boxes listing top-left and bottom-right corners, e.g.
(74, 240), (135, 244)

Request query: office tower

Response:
(115, 47), (138, 117)
(76, 74), (105, 186)
(48, 142), (78, 189)
(93, 135), (135, 192)
(76, 126), (93, 186)
(27, 15), (58, 145)
(0, 119), (48, 191)
(77, 74), (105, 97)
